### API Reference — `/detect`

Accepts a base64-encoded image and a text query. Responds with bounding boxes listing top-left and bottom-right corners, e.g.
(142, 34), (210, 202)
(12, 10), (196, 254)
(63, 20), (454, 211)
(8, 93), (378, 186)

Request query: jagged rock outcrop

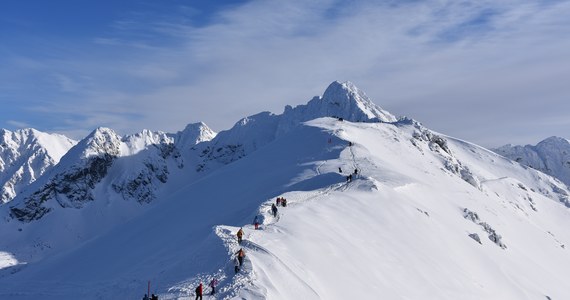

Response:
(409, 119), (481, 190)
(463, 208), (507, 249)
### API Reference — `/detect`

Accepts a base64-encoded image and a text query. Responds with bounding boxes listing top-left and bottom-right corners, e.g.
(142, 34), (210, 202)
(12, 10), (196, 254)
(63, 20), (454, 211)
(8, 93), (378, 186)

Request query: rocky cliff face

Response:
(9, 128), (121, 222)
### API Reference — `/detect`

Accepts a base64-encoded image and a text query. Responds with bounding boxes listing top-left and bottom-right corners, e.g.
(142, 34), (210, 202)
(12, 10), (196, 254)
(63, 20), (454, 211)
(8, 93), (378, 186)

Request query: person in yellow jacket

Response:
(237, 228), (244, 244)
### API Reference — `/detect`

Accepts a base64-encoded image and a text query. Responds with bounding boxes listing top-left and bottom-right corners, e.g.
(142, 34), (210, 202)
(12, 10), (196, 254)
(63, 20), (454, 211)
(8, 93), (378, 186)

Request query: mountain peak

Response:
(174, 122), (217, 152)
(322, 80), (358, 97)
(538, 136), (570, 147)
(278, 81), (397, 132)
(75, 127), (121, 160)
(320, 80), (397, 122)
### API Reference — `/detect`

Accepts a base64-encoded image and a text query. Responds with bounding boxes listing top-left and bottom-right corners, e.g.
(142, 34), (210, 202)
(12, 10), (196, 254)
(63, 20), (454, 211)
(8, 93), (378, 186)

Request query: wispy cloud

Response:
(6, 120), (31, 128)
(1, 0), (569, 147)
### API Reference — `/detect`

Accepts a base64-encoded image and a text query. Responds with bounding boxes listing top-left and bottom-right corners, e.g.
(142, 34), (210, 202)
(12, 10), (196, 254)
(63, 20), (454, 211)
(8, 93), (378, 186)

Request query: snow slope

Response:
(0, 82), (569, 299)
(494, 136), (570, 190)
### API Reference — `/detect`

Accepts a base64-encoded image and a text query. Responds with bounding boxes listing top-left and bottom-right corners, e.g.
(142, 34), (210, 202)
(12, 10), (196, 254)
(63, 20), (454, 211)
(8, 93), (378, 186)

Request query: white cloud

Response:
(6, 120), (31, 129)
(3, 0), (570, 147)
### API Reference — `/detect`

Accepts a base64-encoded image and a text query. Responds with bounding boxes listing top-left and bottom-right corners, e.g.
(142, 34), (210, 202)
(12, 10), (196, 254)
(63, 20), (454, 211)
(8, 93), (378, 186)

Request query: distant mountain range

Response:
(494, 136), (570, 188)
(0, 129), (76, 204)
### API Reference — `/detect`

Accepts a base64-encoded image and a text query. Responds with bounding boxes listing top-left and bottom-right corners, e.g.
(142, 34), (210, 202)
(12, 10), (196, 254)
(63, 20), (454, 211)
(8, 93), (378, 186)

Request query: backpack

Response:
(195, 286), (200, 294)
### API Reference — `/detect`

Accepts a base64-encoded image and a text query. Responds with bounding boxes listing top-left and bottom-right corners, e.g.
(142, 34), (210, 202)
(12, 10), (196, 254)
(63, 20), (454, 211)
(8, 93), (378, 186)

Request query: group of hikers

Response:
(234, 195), (290, 272)
(144, 137), (358, 299)
(142, 180), (352, 299)
(144, 175), (353, 299)
(186, 277), (219, 300)
(275, 197), (287, 207)
(343, 167), (358, 182)
(270, 196), (287, 218)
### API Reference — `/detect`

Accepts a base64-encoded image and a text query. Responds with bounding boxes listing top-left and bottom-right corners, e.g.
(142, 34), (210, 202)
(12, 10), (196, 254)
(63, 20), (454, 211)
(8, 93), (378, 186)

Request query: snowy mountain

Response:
(1, 81), (570, 300)
(494, 136), (570, 190)
(195, 81), (396, 171)
(0, 129), (76, 204)
(8, 123), (216, 222)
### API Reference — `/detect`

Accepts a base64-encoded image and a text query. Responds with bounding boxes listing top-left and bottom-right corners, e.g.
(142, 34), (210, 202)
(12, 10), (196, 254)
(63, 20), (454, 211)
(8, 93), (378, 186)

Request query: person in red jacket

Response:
(195, 282), (203, 300)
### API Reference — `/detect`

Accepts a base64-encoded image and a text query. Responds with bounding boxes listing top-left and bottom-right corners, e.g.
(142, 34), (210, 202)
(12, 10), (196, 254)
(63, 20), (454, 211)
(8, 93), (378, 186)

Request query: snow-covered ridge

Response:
(7, 80), (394, 222)
(494, 136), (570, 189)
(0, 128), (76, 204)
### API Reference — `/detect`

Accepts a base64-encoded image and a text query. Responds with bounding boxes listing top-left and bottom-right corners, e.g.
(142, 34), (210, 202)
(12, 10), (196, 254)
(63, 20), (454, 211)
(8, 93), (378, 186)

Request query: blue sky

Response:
(1, 0), (569, 147)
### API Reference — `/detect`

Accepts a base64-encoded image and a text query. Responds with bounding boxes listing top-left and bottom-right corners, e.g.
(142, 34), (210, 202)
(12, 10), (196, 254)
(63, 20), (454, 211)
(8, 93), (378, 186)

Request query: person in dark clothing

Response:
(339, 167), (342, 173)
(195, 282), (203, 300)
(282, 198), (287, 207)
(143, 294), (150, 300)
(150, 294), (158, 300)
(234, 256), (240, 273)
(271, 203), (278, 217)
(209, 278), (218, 295)
(354, 168), (358, 175)
(253, 215), (260, 230)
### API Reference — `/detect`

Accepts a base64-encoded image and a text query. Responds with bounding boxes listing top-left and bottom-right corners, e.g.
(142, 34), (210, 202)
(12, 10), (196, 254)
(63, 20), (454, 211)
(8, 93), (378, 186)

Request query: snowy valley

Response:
(0, 82), (569, 300)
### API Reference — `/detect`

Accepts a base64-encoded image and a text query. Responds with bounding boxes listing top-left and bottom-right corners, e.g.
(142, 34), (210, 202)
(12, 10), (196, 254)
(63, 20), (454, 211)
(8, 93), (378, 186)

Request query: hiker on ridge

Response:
(253, 215), (260, 230)
(237, 228), (244, 244)
(236, 248), (246, 267)
(209, 278), (218, 295)
(195, 282), (203, 300)
(234, 256), (240, 273)
(271, 203), (278, 217)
